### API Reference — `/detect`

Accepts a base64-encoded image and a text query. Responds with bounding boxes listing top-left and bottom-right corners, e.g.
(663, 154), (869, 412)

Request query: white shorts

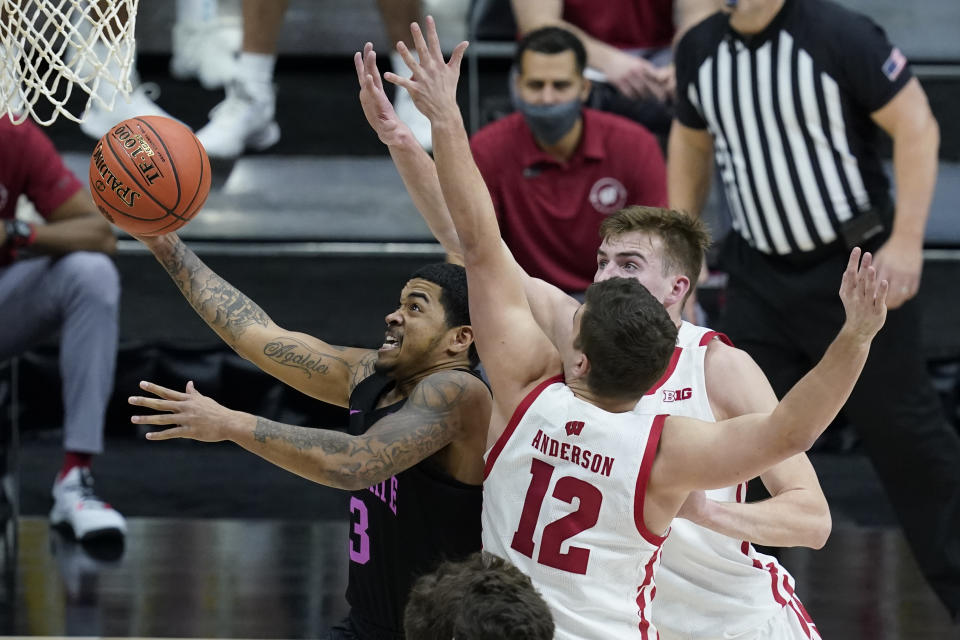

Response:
(659, 602), (821, 640)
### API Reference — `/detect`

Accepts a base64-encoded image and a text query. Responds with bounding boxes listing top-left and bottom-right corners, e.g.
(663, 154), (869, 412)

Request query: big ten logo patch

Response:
(589, 177), (628, 214)
(663, 388), (692, 402)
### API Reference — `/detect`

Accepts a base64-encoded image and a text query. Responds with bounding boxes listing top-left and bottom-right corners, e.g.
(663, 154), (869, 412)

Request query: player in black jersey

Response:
(128, 235), (492, 640)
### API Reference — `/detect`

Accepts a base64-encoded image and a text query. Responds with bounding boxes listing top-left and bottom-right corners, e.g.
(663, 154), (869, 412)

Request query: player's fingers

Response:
(367, 50), (385, 91)
(410, 22), (431, 65)
(144, 426), (189, 441)
(353, 51), (365, 86)
(128, 395), (180, 412)
(846, 247), (861, 276)
(876, 278), (890, 309)
(384, 71), (414, 92)
(424, 15), (443, 59)
(130, 411), (182, 425)
(860, 250), (873, 273)
(448, 40), (469, 75)
(138, 380), (187, 400)
(394, 41), (421, 77)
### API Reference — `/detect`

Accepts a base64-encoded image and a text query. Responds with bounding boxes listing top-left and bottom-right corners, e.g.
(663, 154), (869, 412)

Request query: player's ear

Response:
(663, 274), (691, 310)
(448, 325), (474, 356)
(571, 350), (590, 380)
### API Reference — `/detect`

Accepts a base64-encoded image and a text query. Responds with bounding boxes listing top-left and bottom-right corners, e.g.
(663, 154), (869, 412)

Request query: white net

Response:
(0, 0), (138, 126)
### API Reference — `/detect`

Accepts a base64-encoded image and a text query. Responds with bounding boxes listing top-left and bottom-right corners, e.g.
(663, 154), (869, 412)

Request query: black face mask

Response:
(515, 97), (583, 146)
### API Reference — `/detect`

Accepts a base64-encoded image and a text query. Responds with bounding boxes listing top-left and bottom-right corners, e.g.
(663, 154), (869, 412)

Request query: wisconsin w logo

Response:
(564, 421), (585, 436)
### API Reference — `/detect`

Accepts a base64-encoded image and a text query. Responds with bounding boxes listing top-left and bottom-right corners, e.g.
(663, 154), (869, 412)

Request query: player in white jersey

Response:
(355, 29), (829, 639)
(637, 322), (819, 639)
(378, 17), (887, 639)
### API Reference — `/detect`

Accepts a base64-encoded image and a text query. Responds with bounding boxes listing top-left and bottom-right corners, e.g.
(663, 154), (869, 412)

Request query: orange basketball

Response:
(89, 115), (211, 236)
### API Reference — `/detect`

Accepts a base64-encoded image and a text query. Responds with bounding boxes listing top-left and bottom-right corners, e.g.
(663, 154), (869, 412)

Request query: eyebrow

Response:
(407, 291), (430, 303)
(597, 249), (648, 263)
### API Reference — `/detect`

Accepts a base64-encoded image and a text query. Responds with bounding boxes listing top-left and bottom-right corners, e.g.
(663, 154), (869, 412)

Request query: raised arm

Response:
(384, 19), (561, 412)
(136, 233), (376, 407)
(129, 368), (491, 487)
(677, 342), (831, 549)
(355, 41), (581, 349)
(648, 249), (887, 531)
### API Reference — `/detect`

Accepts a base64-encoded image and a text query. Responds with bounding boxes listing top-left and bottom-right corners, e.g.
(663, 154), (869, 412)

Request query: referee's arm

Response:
(667, 120), (714, 217)
(871, 77), (940, 309)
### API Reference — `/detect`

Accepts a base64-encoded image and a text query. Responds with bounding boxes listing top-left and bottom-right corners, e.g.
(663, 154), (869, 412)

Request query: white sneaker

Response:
(170, 17), (242, 90)
(50, 467), (127, 540)
(394, 87), (432, 152)
(79, 82), (179, 140)
(196, 80), (280, 158)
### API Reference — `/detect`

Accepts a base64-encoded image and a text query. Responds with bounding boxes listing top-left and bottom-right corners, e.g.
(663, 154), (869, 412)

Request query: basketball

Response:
(89, 115), (211, 236)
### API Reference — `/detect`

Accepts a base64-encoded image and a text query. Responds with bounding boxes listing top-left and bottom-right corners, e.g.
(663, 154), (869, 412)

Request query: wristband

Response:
(3, 219), (36, 250)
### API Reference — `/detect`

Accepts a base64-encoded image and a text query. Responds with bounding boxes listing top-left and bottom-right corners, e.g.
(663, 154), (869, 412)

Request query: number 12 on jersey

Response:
(511, 458), (603, 574)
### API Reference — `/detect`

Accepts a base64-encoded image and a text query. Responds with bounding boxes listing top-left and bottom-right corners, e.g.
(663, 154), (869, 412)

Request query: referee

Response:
(668, 0), (960, 621)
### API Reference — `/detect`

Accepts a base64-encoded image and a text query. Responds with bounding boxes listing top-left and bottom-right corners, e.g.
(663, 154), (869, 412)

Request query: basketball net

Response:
(0, 0), (138, 126)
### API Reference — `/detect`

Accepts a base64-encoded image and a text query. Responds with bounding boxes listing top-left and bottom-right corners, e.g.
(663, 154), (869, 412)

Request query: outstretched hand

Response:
(839, 247), (889, 339)
(354, 42), (411, 147)
(383, 16), (468, 124)
(129, 380), (241, 442)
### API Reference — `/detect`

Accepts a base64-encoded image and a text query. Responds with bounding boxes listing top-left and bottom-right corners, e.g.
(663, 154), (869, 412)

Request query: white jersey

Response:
(634, 322), (820, 639)
(482, 376), (668, 640)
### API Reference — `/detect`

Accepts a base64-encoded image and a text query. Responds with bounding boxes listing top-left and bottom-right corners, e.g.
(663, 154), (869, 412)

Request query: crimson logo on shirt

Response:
(564, 420), (586, 436)
(589, 177), (628, 214)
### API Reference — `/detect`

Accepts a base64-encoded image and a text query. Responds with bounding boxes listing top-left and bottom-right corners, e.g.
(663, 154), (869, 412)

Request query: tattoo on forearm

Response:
(263, 336), (350, 378)
(158, 237), (269, 342)
(252, 372), (472, 488)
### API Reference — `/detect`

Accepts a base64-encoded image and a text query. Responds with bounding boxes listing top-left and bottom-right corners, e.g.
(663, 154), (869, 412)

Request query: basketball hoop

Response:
(0, 0), (139, 126)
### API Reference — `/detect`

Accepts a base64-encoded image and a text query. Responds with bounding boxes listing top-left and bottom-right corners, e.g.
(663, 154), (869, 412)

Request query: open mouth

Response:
(379, 334), (401, 352)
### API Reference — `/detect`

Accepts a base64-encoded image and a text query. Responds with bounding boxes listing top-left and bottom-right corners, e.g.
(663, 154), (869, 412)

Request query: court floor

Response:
(2, 515), (957, 639)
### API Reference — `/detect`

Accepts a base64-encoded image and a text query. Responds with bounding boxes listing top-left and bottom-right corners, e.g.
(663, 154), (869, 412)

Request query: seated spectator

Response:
(404, 551), (554, 640)
(511, 0), (716, 134)
(0, 115), (125, 540)
(471, 26), (666, 294)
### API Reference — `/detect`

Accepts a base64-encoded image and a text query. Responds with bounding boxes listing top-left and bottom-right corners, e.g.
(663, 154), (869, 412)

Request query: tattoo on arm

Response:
(263, 336), (351, 378)
(158, 237), (270, 343)
(251, 372), (472, 488)
(348, 351), (380, 393)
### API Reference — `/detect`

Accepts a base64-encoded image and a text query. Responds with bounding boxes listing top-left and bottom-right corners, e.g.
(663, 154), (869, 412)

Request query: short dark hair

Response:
(515, 26), (587, 75)
(409, 263), (479, 367)
(576, 278), (678, 400)
(404, 552), (554, 640)
(599, 206), (711, 298)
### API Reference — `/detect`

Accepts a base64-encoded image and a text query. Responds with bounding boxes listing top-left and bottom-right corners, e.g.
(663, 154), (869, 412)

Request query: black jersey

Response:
(342, 370), (484, 638)
(675, 0), (912, 256)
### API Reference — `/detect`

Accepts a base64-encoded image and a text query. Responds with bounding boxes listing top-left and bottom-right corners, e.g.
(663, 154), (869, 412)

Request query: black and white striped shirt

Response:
(675, 0), (912, 256)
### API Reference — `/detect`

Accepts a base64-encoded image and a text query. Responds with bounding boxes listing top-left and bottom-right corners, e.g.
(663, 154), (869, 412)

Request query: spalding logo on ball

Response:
(89, 115), (211, 236)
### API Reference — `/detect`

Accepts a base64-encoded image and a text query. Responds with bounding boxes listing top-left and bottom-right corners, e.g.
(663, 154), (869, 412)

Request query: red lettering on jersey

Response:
(565, 420), (585, 436)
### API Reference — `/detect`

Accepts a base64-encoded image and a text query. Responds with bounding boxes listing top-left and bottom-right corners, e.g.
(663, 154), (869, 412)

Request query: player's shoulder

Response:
(702, 336), (754, 372)
(418, 368), (492, 407)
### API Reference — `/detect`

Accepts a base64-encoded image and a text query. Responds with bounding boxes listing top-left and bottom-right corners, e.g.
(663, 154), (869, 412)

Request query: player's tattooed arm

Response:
(144, 233), (376, 406)
(149, 234), (270, 345)
(246, 369), (476, 489)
